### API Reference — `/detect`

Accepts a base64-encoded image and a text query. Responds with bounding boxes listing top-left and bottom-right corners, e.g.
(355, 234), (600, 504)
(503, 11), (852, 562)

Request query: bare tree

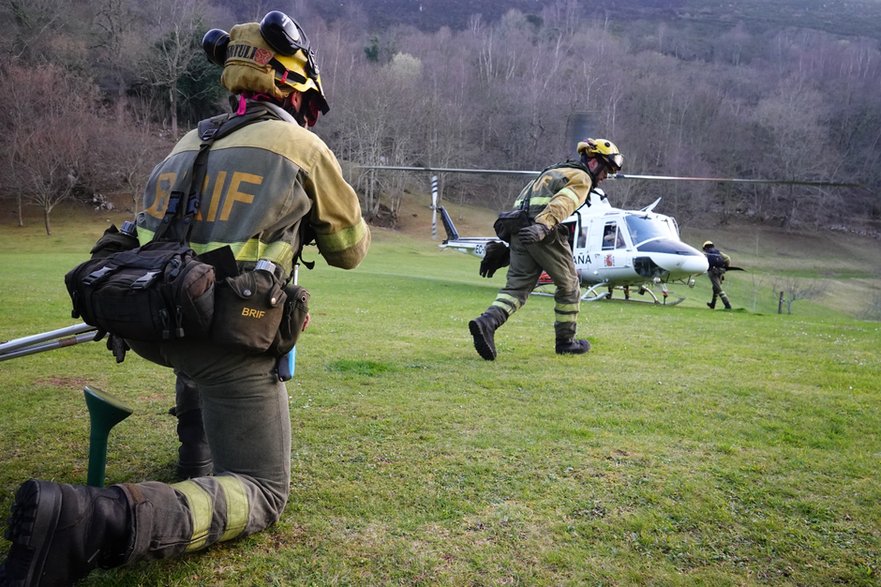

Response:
(1, 0), (67, 60)
(770, 276), (823, 314)
(0, 61), (103, 234)
(90, 0), (153, 123)
(139, 0), (207, 137)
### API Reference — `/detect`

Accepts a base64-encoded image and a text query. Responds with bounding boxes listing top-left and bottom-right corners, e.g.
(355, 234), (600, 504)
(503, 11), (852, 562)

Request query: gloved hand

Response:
(479, 241), (511, 278)
(517, 222), (550, 245)
(106, 334), (130, 364)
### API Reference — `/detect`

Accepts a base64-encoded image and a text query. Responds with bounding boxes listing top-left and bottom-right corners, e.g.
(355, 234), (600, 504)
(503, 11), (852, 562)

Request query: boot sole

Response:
(555, 341), (591, 355)
(468, 320), (496, 361)
(3, 480), (63, 586)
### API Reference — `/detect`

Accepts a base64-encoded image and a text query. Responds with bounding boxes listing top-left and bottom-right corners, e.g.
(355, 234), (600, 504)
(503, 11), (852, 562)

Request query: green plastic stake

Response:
(83, 386), (133, 487)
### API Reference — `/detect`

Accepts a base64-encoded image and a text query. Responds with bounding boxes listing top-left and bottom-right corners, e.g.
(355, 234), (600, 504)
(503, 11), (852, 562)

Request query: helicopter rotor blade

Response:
(610, 173), (863, 189)
(355, 165), (862, 189)
(356, 165), (538, 176)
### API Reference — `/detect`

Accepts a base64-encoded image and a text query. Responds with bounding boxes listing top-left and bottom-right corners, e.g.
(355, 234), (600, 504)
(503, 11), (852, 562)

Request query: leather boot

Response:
(172, 377), (212, 480)
(554, 321), (590, 355)
(707, 300), (716, 309)
(176, 409), (213, 479)
(555, 339), (591, 355)
(721, 294), (732, 310)
(1, 479), (131, 586)
(468, 306), (507, 361)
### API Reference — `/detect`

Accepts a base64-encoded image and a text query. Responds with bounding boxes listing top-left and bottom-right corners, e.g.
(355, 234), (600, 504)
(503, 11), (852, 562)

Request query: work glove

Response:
(479, 241), (511, 278)
(106, 334), (130, 364)
(517, 222), (551, 245)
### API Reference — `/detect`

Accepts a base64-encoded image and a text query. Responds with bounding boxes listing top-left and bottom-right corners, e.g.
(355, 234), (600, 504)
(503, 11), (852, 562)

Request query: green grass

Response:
(1, 205), (880, 585)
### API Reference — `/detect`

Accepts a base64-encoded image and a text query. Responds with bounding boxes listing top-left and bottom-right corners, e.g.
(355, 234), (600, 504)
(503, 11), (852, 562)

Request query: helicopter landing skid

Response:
(580, 283), (686, 306)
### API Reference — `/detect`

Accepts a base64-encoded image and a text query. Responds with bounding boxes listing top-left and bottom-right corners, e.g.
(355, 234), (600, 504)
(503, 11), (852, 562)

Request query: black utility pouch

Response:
(211, 270), (287, 353)
(269, 283), (310, 357)
(65, 241), (215, 341)
(493, 209), (530, 243)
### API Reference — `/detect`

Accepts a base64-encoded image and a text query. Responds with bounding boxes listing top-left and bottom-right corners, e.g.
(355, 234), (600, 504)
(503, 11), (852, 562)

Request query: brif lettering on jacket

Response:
(144, 170), (263, 223)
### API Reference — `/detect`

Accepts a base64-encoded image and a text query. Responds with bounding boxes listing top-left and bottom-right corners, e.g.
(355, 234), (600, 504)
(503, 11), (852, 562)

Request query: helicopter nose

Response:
(636, 240), (709, 276)
(679, 253), (710, 274)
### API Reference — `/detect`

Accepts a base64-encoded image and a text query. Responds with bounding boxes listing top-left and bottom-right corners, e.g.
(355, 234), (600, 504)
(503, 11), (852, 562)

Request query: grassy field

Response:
(1, 203), (880, 586)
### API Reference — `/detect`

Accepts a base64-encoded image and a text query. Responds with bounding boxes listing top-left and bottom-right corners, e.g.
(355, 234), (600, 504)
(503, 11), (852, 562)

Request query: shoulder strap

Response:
(515, 159), (589, 212)
(152, 104), (285, 244)
(543, 159), (590, 175)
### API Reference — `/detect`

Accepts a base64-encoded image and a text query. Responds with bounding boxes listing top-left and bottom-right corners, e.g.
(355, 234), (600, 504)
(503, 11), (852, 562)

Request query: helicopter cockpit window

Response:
(625, 215), (676, 246)
(602, 223), (623, 250)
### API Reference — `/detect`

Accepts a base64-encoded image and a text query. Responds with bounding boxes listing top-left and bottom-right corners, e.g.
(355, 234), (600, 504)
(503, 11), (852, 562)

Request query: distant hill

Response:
(308, 0), (881, 41)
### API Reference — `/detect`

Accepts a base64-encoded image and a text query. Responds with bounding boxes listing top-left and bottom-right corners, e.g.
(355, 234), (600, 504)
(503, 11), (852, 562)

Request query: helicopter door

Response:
(595, 220), (629, 269)
(601, 222), (626, 251)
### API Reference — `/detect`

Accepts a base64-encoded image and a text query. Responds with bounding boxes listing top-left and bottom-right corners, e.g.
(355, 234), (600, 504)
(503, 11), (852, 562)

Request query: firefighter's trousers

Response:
(126, 339), (290, 561)
(490, 227), (581, 341)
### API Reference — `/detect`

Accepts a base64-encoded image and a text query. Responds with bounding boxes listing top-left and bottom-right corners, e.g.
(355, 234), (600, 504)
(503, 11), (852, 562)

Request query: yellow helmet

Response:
(702, 241), (714, 248)
(577, 138), (624, 173)
(260, 11), (328, 116)
(205, 12), (329, 121)
(273, 51), (328, 109)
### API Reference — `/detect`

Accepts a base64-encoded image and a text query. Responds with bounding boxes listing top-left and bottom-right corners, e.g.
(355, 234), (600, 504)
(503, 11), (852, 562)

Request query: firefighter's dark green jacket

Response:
(137, 105), (370, 272)
(513, 161), (594, 229)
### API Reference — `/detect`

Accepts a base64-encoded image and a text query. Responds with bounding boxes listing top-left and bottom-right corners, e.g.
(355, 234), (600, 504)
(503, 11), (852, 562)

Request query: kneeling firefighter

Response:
(0, 11), (370, 585)
(469, 138), (623, 360)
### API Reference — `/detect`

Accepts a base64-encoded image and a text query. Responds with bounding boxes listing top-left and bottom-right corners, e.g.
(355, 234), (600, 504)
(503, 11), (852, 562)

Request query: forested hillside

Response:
(1, 0), (878, 235)
(217, 0), (881, 41)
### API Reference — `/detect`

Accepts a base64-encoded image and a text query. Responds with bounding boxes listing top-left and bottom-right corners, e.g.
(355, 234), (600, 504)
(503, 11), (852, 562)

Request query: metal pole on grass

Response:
(0, 323), (97, 360)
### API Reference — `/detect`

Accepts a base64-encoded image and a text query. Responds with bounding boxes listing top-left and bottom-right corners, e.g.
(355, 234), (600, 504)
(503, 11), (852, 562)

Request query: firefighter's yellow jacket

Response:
(513, 161), (594, 229)
(137, 103), (370, 273)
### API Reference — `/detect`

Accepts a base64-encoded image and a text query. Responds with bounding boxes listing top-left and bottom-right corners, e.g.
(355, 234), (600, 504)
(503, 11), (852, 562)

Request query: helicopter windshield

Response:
(625, 214), (678, 246)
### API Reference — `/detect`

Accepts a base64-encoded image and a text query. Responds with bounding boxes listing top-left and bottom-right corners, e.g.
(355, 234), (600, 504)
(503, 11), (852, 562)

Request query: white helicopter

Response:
(357, 162), (860, 304)
(436, 187), (707, 304)
(358, 118), (861, 304)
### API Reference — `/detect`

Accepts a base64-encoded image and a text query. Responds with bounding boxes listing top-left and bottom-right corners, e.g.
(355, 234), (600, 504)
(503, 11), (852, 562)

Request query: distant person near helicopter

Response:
(469, 138), (624, 360)
(702, 240), (732, 310)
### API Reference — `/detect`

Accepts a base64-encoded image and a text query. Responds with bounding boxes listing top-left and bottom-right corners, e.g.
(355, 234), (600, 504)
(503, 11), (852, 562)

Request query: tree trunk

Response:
(43, 205), (52, 236)
(169, 86), (178, 138)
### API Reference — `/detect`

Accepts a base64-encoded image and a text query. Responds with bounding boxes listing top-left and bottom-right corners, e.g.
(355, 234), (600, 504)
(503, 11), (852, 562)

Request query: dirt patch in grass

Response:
(36, 376), (91, 388)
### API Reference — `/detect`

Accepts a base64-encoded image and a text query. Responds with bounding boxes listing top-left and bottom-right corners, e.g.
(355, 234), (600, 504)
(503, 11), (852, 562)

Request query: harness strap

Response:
(152, 104), (284, 244)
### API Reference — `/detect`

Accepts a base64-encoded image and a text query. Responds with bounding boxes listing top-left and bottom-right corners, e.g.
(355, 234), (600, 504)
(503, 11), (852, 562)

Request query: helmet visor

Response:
(604, 153), (623, 173)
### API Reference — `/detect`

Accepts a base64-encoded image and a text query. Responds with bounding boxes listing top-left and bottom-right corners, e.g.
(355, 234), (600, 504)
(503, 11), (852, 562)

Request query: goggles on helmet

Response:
(601, 152), (624, 174)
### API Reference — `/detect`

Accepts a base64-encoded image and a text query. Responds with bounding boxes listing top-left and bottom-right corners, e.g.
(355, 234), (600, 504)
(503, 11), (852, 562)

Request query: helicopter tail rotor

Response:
(431, 175), (439, 240)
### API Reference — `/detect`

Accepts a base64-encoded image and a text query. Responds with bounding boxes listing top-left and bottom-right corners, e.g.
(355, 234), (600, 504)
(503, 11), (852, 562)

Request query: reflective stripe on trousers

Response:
(493, 228), (581, 339)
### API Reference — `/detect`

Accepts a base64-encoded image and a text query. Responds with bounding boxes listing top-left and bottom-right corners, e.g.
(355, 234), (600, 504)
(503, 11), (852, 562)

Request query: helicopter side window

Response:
(602, 223), (621, 250)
